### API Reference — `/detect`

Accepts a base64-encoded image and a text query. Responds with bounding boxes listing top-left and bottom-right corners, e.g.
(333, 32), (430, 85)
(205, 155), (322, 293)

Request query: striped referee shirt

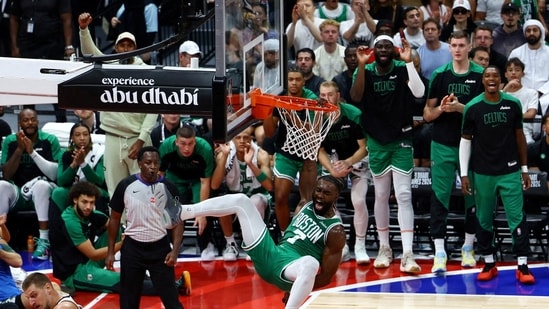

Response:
(110, 174), (180, 242)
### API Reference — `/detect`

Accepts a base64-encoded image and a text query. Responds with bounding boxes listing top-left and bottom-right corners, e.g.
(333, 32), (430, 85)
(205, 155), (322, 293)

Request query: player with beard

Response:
(350, 34), (425, 273)
(424, 31), (485, 274)
(162, 175), (346, 309)
(0, 108), (61, 260)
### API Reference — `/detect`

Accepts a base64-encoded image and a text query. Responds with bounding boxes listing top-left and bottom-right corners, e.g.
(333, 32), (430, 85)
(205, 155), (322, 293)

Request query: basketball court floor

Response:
(17, 249), (549, 309)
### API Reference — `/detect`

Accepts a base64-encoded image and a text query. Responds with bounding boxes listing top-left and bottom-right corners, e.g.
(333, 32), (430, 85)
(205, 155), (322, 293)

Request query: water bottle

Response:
(27, 235), (34, 253)
(329, 149), (339, 165)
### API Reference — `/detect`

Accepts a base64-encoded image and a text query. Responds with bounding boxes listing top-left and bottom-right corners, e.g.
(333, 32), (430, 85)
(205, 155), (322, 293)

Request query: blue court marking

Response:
(322, 264), (549, 297)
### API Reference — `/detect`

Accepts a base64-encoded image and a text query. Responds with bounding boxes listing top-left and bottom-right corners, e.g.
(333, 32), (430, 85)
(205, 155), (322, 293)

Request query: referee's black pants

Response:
(120, 236), (183, 309)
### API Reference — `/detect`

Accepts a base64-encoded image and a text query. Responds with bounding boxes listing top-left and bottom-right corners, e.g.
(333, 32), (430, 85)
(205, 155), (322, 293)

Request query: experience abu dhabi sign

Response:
(58, 65), (216, 116)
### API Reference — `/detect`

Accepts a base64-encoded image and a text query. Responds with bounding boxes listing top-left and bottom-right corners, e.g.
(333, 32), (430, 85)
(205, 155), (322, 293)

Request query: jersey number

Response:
(286, 230), (306, 244)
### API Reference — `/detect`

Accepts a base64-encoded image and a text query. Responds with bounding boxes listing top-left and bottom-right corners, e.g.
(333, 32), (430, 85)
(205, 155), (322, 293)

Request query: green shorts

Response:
(244, 228), (301, 291)
(367, 136), (413, 177)
(273, 153), (304, 182)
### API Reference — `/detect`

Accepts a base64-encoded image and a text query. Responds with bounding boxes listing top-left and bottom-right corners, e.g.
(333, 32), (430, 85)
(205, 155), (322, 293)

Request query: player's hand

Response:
(105, 253), (115, 271)
(461, 176), (472, 195)
(0, 213), (6, 226)
(399, 37), (412, 62)
(128, 139), (145, 160)
(194, 216), (207, 235)
(78, 12), (93, 29)
(214, 142), (230, 157)
(17, 131), (33, 154)
(71, 146), (86, 167)
(244, 144), (255, 164)
(356, 46), (373, 66)
(164, 251), (177, 267)
(522, 172), (531, 190)
(331, 160), (352, 178)
(282, 292), (290, 304)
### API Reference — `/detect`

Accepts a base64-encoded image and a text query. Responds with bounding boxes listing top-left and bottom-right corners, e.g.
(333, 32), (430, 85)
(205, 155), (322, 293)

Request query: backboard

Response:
(216, 0), (286, 142)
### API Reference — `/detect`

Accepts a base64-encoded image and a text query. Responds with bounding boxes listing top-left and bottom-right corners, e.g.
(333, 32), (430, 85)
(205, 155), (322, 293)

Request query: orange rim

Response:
(249, 88), (338, 113)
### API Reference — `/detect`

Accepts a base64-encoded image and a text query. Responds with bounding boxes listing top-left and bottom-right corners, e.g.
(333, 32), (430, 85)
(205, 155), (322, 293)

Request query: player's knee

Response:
(300, 256), (320, 275)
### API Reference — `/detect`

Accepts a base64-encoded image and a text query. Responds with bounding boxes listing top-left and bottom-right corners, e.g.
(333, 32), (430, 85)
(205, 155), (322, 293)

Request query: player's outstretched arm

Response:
(313, 224), (346, 289)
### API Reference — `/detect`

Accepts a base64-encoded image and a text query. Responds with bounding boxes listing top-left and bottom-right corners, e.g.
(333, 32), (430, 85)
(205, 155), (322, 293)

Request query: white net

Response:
(278, 107), (340, 161)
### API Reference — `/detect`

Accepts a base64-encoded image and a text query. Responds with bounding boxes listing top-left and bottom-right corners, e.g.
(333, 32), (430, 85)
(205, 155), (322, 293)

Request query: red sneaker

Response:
(516, 264), (535, 284)
(477, 264), (498, 281)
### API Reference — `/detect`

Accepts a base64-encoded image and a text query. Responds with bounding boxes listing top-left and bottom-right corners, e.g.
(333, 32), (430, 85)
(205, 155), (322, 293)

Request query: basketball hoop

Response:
(249, 88), (340, 161)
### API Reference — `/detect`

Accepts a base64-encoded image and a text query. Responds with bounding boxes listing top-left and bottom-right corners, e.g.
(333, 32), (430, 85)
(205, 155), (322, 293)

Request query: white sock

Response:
(225, 234), (236, 246)
(463, 233), (475, 247)
(355, 237), (366, 249)
(483, 254), (494, 264)
(377, 228), (390, 247)
(401, 231), (414, 253)
(518, 256), (527, 266)
(434, 238), (445, 255)
(39, 229), (49, 241)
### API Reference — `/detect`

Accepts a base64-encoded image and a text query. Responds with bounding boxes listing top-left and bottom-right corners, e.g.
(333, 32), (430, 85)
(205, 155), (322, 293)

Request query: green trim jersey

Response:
(321, 102), (365, 159)
(462, 92), (524, 175)
(231, 160), (269, 196)
(278, 202), (342, 261)
(428, 61), (484, 147)
(355, 60), (414, 145)
(53, 208), (108, 280)
(1, 130), (62, 187)
(159, 136), (214, 187)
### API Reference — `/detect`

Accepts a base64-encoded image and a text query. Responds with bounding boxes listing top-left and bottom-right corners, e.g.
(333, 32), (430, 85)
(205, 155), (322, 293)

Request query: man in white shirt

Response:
(313, 20), (346, 81)
(508, 19), (549, 91)
(393, 6), (425, 49)
(286, 0), (324, 53)
(253, 39), (280, 92)
(339, 0), (376, 46)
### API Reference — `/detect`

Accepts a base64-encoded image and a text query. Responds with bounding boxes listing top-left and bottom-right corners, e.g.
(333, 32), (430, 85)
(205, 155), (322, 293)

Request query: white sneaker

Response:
(431, 252), (447, 273)
(461, 245), (476, 268)
(373, 245), (393, 268)
(400, 251), (421, 274)
(222, 242), (239, 261)
(201, 243), (216, 261)
(341, 243), (351, 263)
(354, 243), (370, 265)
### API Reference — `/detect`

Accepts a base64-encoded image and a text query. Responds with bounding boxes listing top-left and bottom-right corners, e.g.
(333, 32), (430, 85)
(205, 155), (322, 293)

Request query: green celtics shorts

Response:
(367, 136), (413, 177)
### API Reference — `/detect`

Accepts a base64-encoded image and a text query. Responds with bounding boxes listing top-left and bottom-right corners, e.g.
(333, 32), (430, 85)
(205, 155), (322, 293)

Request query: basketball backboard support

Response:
(214, 0), (286, 143)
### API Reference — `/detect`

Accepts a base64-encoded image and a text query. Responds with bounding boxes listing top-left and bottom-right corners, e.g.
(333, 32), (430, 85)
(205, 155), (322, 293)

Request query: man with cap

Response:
(179, 40), (203, 68)
(78, 12), (157, 198)
(350, 34), (425, 274)
(492, 3), (526, 58)
(253, 39), (280, 91)
(509, 18), (549, 91)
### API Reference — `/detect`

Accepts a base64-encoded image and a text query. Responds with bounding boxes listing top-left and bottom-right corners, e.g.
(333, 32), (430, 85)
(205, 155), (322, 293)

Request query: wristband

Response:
(256, 171), (268, 182)
(80, 162), (87, 169)
(521, 165), (528, 173)
(65, 45), (74, 50)
(30, 151), (38, 160)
